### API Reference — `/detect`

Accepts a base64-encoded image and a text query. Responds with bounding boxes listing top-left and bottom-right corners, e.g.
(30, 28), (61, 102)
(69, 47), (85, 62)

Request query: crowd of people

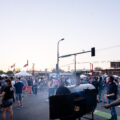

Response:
(84, 75), (120, 120)
(0, 74), (120, 120)
(0, 76), (49, 120)
(48, 75), (120, 120)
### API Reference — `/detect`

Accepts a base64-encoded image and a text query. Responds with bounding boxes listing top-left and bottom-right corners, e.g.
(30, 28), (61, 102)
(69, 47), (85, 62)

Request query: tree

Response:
(15, 68), (21, 73)
(0, 70), (4, 74)
(6, 71), (13, 75)
(52, 68), (65, 73)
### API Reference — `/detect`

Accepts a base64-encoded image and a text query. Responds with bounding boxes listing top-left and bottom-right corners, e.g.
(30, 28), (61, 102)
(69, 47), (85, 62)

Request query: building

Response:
(101, 69), (120, 76)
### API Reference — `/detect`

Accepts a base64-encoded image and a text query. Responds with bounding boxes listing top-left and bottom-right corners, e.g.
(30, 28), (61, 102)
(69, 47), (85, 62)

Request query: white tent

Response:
(15, 71), (32, 77)
(0, 74), (8, 77)
(113, 75), (119, 78)
(80, 74), (87, 78)
(103, 73), (108, 77)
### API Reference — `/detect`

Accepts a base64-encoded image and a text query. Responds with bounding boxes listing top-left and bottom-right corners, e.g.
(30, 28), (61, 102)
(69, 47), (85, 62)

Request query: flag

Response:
(11, 64), (15, 68)
(24, 60), (29, 67)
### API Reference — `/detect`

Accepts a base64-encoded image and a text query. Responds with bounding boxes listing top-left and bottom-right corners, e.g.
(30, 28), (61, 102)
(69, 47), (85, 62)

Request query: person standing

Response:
(106, 76), (118, 120)
(27, 77), (33, 94)
(20, 77), (27, 95)
(14, 78), (24, 109)
(1, 77), (6, 93)
(33, 79), (38, 95)
(48, 80), (54, 97)
(98, 77), (106, 103)
(92, 77), (99, 102)
(0, 79), (14, 120)
(117, 78), (120, 97)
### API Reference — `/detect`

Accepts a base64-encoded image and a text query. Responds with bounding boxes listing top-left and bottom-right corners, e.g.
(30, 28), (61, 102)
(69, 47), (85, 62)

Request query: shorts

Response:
(2, 99), (13, 108)
(16, 94), (22, 101)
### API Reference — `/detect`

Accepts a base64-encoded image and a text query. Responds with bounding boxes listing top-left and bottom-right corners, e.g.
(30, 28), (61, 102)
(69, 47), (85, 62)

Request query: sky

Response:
(0, 0), (120, 71)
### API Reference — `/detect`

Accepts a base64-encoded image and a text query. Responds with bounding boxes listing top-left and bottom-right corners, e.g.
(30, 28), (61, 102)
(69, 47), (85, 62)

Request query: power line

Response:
(97, 44), (120, 52)
(60, 60), (120, 68)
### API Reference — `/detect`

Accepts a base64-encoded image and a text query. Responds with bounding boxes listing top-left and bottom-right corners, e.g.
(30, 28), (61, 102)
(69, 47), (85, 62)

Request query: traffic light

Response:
(91, 47), (95, 56)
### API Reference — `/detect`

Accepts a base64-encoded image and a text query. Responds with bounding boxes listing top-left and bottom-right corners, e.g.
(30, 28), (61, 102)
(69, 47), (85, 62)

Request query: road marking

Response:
(94, 110), (120, 120)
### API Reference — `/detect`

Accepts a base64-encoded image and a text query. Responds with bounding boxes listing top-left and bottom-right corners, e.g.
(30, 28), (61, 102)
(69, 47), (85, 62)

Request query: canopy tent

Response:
(113, 75), (119, 78)
(80, 74), (87, 78)
(103, 73), (108, 77)
(15, 71), (32, 77)
(0, 74), (8, 77)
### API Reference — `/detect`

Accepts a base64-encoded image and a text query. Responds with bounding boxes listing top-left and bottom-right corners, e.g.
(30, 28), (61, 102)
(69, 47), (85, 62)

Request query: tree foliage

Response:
(0, 70), (4, 74)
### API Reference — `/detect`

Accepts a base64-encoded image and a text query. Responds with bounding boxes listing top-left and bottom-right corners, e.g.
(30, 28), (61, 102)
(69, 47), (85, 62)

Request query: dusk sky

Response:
(0, 0), (120, 71)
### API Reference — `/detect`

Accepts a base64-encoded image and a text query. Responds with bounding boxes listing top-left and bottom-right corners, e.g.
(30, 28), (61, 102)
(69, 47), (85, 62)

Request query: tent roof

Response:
(15, 71), (32, 77)
(80, 74), (87, 78)
(0, 74), (8, 77)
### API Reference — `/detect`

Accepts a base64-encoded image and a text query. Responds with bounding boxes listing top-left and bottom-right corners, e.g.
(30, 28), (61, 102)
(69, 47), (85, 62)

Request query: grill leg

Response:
(91, 112), (94, 120)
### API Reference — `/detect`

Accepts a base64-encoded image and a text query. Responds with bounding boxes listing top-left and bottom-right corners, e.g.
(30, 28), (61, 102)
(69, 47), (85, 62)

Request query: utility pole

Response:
(74, 55), (77, 82)
(56, 38), (64, 78)
(32, 63), (35, 76)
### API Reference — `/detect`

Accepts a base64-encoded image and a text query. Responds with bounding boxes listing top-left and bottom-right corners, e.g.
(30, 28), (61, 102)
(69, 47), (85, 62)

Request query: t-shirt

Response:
(107, 82), (118, 100)
(20, 78), (27, 86)
(92, 80), (99, 91)
(3, 86), (14, 101)
(11, 81), (15, 87)
(99, 80), (105, 90)
(14, 82), (24, 94)
(27, 80), (33, 86)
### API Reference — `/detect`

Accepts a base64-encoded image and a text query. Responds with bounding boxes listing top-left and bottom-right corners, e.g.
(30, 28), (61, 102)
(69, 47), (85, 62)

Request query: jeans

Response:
(33, 87), (37, 95)
(108, 99), (117, 120)
(99, 89), (105, 102)
(16, 93), (22, 101)
(48, 88), (54, 97)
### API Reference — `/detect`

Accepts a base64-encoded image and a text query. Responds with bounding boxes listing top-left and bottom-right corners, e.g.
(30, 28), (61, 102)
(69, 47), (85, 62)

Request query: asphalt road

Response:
(0, 90), (120, 120)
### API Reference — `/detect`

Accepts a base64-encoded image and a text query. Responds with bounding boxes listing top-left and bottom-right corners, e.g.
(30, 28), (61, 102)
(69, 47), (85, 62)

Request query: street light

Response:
(56, 38), (65, 78)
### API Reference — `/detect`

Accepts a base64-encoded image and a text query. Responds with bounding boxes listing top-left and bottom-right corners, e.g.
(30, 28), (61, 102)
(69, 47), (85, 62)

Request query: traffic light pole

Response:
(59, 48), (95, 84)
(59, 50), (91, 59)
(57, 41), (60, 78)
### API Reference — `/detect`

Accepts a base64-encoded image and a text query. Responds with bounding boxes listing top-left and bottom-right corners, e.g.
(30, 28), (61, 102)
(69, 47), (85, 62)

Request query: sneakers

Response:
(20, 105), (23, 108)
(16, 105), (23, 109)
